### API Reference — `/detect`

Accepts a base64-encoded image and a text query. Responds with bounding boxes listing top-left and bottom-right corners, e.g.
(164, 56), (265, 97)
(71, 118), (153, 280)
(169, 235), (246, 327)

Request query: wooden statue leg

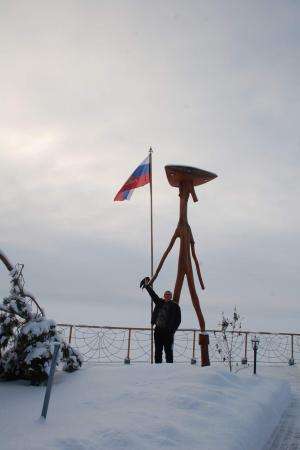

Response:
(172, 264), (186, 304)
(186, 267), (210, 367)
(186, 261), (210, 366)
(186, 265), (206, 332)
(172, 232), (189, 304)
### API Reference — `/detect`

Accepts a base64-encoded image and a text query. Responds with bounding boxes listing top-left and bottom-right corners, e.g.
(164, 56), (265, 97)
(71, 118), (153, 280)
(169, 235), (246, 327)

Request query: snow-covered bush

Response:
(0, 259), (82, 385)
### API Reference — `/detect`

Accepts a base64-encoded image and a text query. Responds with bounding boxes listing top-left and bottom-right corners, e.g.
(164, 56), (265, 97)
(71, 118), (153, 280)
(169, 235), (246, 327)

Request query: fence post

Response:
(124, 328), (131, 364)
(191, 330), (197, 364)
(289, 334), (295, 366)
(151, 327), (154, 364)
(241, 332), (248, 364)
(68, 325), (73, 344)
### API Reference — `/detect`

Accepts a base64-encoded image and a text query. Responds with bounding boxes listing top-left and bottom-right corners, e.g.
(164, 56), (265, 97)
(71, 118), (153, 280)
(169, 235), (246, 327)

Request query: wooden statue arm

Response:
(149, 232), (178, 285)
(190, 236), (205, 290)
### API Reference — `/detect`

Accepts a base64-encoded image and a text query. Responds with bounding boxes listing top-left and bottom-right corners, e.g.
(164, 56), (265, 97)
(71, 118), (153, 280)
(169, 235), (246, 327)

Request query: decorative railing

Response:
(57, 324), (299, 366)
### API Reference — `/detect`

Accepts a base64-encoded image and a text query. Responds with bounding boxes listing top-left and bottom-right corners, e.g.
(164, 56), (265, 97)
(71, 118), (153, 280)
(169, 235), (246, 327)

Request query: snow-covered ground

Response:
(0, 364), (291, 450)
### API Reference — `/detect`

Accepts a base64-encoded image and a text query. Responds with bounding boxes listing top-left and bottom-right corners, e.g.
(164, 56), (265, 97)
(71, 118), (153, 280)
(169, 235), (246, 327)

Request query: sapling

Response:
(215, 307), (242, 372)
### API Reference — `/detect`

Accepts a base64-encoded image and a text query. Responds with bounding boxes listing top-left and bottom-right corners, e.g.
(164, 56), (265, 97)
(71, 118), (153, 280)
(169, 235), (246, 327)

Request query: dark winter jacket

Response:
(145, 285), (181, 334)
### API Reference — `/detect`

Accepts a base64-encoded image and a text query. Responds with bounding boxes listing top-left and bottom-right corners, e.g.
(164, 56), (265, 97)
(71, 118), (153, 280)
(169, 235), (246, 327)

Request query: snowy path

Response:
(264, 368), (300, 450)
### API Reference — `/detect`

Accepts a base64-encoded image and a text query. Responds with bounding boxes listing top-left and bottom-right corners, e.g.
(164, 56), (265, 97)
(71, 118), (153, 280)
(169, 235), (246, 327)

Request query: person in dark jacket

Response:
(140, 277), (181, 363)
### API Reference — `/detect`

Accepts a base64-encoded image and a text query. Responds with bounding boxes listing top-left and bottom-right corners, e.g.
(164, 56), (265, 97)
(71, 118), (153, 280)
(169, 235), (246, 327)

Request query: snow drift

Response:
(0, 364), (290, 450)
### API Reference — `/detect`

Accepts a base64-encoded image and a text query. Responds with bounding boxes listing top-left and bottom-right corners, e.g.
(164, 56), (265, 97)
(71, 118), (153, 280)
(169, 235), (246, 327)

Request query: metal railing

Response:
(57, 324), (299, 366)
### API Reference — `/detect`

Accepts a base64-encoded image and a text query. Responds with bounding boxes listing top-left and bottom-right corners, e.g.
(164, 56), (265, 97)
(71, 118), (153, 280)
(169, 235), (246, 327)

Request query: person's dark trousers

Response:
(154, 328), (174, 363)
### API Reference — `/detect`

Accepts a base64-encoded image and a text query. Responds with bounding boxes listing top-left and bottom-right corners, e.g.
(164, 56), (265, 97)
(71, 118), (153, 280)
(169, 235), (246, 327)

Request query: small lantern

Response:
(251, 335), (260, 351)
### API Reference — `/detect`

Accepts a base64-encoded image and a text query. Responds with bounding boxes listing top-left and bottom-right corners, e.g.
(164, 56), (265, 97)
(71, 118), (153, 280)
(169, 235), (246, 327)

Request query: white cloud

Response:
(0, 0), (299, 332)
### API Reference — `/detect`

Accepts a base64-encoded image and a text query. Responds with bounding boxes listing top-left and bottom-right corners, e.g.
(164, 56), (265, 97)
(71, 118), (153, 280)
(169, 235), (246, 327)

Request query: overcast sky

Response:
(0, 0), (299, 332)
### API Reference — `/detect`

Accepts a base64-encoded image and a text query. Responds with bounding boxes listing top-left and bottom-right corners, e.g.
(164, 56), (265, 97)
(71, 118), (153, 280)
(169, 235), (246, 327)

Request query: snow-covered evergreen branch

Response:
(0, 248), (82, 384)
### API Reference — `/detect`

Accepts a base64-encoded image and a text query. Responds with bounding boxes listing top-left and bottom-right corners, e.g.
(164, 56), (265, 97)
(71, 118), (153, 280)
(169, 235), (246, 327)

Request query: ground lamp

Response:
(251, 336), (260, 375)
(149, 165), (217, 367)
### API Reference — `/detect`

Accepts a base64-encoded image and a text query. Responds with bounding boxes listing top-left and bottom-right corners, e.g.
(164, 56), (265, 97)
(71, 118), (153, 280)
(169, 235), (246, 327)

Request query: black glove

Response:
(140, 277), (150, 289)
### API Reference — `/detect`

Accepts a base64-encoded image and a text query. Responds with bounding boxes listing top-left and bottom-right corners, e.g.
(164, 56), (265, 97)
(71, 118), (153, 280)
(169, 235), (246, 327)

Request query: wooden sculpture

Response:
(149, 165), (217, 366)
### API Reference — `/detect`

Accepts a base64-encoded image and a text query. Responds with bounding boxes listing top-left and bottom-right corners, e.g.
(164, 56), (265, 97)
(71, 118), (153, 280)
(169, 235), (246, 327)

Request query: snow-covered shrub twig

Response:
(214, 307), (243, 372)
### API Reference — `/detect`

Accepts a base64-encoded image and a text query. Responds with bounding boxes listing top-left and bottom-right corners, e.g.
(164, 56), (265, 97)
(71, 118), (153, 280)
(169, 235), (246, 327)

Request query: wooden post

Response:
(68, 325), (73, 344)
(199, 333), (210, 367)
(124, 328), (132, 364)
(191, 330), (196, 364)
(242, 332), (248, 364)
(289, 334), (295, 365)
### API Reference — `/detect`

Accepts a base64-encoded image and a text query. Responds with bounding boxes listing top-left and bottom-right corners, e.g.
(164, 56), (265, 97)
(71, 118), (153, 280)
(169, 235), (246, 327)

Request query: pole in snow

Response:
(41, 342), (60, 419)
(251, 336), (260, 375)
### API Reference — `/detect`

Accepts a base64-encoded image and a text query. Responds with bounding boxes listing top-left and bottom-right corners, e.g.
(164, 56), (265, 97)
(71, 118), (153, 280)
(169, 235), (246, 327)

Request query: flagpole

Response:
(149, 147), (154, 364)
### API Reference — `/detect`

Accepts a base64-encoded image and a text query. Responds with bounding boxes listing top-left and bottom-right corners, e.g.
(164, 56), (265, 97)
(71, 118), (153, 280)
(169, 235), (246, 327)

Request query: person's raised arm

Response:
(140, 277), (160, 305)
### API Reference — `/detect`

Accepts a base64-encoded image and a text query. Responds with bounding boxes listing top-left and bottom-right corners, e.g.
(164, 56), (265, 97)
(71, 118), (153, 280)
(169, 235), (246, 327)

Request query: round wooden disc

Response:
(165, 165), (217, 187)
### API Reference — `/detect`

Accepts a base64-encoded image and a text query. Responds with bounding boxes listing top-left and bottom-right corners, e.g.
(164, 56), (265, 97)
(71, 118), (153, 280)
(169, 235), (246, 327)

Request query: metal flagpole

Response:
(149, 147), (154, 364)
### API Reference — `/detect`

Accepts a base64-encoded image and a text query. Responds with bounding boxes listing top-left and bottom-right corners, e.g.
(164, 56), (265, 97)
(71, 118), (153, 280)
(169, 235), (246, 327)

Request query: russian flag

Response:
(114, 155), (151, 201)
